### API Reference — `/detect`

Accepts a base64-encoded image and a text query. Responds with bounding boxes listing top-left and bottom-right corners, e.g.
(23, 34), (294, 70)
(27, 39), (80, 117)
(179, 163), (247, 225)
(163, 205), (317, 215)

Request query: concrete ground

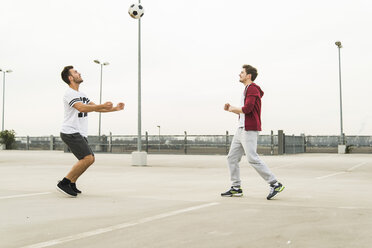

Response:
(0, 150), (371, 248)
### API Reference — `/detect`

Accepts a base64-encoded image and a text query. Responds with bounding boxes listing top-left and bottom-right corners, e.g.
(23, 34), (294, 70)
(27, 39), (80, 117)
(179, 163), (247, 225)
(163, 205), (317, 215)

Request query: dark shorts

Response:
(60, 132), (94, 160)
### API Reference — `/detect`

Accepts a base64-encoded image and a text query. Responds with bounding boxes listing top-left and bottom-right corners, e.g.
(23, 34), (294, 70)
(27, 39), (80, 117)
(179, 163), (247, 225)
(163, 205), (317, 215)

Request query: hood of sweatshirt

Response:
(247, 83), (264, 98)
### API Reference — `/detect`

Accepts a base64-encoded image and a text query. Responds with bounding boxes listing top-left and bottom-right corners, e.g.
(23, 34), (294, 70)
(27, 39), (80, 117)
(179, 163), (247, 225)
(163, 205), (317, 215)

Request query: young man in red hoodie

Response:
(221, 64), (284, 200)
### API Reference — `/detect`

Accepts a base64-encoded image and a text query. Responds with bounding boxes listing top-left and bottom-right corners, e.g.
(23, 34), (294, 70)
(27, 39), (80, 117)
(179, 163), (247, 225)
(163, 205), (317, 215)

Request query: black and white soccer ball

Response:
(128, 3), (144, 19)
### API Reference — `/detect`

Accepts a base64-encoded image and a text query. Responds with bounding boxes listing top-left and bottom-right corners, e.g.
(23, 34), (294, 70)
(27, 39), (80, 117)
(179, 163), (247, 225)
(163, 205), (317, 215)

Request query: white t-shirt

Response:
(61, 87), (90, 137)
(238, 85), (249, 128)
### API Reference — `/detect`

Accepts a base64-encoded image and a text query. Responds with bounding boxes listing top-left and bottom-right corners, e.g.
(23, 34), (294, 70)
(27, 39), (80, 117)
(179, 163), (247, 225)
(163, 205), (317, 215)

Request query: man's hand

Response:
(115, 102), (125, 111)
(100, 102), (125, 112)
(224, 103), (230, 111)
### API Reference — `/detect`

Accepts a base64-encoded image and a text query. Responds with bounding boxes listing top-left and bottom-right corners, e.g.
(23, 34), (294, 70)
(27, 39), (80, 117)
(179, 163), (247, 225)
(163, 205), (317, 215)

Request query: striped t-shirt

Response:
(61, 87), (90, 137)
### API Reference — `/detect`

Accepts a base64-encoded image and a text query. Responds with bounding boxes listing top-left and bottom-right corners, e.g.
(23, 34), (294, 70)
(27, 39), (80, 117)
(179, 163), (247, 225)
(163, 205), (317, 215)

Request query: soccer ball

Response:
(128, 4), (144, 19)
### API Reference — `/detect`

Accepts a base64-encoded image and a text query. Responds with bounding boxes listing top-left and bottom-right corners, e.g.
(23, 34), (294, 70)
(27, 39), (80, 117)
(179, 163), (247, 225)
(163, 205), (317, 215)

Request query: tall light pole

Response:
(137, 1), (142, 153)
(157, 125), (160, 152)
(131, 1), (147, 166)
(93, 60), (109, 137)
(0, 69), (12, 131)
(335, 41), (345, 146)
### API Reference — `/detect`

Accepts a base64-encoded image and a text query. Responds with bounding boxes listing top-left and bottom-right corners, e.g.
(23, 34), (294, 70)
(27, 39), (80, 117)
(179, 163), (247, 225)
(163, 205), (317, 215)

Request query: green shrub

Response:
(0, 130), (16, 149)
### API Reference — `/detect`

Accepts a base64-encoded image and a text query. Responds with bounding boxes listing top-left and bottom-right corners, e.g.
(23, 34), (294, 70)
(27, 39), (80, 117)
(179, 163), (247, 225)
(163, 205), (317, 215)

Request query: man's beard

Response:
(75, 78), (83, 84)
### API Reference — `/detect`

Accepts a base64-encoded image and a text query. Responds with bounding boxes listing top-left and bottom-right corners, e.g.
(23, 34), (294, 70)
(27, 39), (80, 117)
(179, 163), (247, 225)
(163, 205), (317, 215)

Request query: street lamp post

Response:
(157, 125), (160, 152)
(0, 69), (12, 131)
(335, 41), (346, 153)
(93, 60), (109, 138)
(137, 1), (142, 153)
(131, 0), (147, 166)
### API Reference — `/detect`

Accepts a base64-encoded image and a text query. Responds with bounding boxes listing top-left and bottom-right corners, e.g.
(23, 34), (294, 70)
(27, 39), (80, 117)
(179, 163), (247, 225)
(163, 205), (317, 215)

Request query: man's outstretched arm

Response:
(73, 101), (123, 113)
(224, 103), (242, 114)
(224, 96), (256, 115)
(89, 102), (125, 112)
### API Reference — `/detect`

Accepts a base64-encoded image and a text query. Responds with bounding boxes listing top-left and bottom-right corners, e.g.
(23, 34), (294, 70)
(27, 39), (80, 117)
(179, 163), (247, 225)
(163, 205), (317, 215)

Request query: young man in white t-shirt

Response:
(58, 65), (124, 197)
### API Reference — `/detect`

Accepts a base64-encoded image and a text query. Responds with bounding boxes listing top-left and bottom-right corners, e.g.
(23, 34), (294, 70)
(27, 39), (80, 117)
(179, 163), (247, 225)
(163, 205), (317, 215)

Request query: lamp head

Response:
(335, 41), (342, 48)
(103, 62), (110, 66)
(94, 60), (101, 64)
(6, 70), (12, 73)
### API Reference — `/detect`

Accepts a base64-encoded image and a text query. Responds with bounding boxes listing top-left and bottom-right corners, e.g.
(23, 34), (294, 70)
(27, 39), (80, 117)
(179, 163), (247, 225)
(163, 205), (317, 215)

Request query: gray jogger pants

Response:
(227, 128), (277, 187)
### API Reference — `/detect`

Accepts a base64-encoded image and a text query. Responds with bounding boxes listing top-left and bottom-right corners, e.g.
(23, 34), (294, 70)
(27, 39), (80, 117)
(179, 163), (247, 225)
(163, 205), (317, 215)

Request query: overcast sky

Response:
(0, 0), (371, 137)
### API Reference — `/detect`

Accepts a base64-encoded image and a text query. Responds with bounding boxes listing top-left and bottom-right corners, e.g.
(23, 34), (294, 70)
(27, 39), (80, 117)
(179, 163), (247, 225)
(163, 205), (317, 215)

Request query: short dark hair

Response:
(242, 64), (258, 81)
(61, 65), (73, 84)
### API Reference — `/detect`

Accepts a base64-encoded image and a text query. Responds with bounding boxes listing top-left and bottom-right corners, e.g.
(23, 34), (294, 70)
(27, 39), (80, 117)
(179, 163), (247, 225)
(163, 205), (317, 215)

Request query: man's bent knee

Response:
(82, 154), (95, 165)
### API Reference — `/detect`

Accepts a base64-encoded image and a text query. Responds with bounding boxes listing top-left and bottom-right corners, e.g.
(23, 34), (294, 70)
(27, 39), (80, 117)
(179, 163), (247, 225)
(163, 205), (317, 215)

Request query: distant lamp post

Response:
(157, 125), (161, 152)
(335, 41), (346, 153)
(93, 60), (110, 137)
(0, 69), (12, 131)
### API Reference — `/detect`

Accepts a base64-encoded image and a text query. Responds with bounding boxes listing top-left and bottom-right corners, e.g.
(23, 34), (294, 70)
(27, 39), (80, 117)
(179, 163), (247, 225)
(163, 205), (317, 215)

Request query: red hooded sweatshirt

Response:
(241, 83), (264, 131)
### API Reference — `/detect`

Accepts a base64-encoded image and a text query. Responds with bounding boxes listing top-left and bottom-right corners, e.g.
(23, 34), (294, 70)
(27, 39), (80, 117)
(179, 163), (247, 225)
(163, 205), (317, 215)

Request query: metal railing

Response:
(12, 131), (372, 155)
(14, 131), (279, 155)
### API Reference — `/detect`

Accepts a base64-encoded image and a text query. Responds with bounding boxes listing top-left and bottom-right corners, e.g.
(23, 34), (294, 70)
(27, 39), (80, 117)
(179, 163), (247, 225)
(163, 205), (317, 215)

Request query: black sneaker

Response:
(56, 181), (77, 197)
(267, 182), (284, 200)
(70, 183), (82, 194)
(221, 186), (243, 197)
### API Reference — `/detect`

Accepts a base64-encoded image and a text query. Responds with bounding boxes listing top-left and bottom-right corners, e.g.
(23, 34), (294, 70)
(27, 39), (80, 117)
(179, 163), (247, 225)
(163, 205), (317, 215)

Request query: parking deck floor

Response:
(1, 151), (371, 248)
